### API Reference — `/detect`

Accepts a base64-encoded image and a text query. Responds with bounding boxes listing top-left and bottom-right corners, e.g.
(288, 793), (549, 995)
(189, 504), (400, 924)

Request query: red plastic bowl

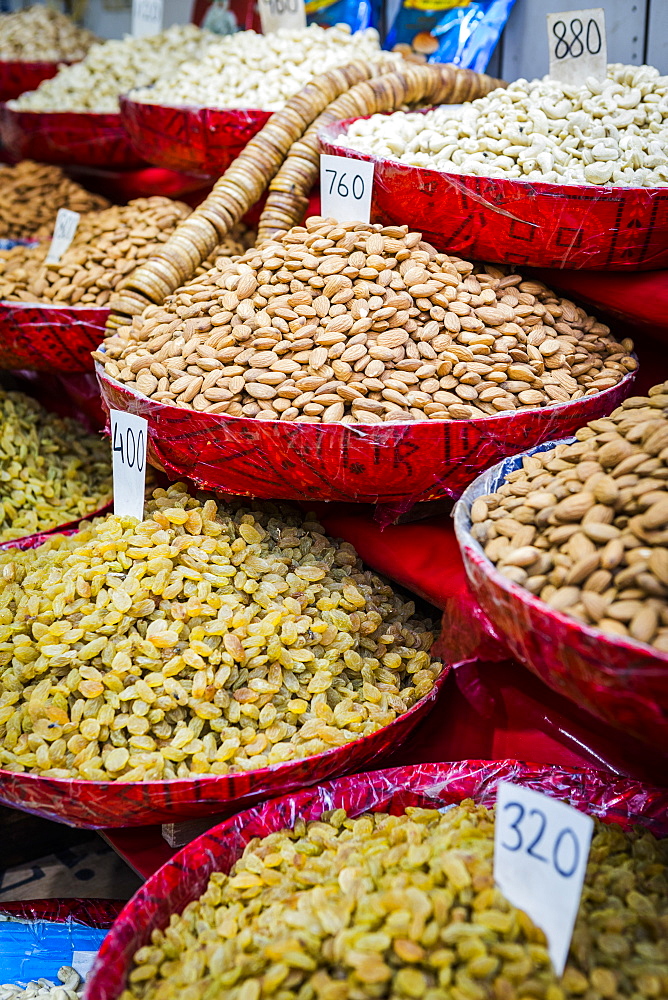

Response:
(319, 117), (668, 271)
(120, 95), (271, 176)
(0, 504), (111, 553)
(86, 759), (668, 1000)
(0, 105), (145, 168)
(96, 362), (637, 505)
(454, 441), (668, 747)
(0, 662), (448, 828)
(0, 301), (108, 371)
(0, 60), (75, 102)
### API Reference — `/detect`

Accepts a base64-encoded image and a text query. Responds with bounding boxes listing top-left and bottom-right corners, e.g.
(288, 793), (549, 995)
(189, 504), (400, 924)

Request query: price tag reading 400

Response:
(547, 8), (607, 85)
(132, 0), (163, 38)
(320, 154), (374, 225)
(494, 782), (594, 976)
(258, 0), (305, 35)
(111, 410), (148, 522)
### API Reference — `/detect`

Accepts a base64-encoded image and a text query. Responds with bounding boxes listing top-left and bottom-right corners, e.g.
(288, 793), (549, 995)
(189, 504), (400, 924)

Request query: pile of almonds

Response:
(0, 160), (108, 241)
(101, 218), (636, 423)
(470, 382), (668, 651)
(0, 198), (192, 308)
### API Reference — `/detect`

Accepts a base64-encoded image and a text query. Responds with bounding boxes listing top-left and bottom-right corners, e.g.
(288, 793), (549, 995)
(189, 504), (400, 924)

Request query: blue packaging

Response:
(0, 919), (107, 986)
(305, 0), (381, 31)
(385, 0), (516, 73)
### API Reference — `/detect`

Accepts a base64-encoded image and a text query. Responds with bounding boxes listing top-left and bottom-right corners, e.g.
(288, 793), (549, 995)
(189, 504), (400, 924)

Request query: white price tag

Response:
(547, 8), (607, 85)
(111, 410), (148, 521)
(71, 951), (98, 981)
(494, 782), (593, 976)
(258, 0), (305, 34)
(320, 154), (374, 225)
(132, 0), (163, 37)
(45, 208), (80, 264)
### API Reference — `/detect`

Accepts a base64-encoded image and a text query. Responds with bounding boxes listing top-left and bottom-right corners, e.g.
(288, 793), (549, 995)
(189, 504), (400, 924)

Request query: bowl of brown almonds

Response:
(97, 218), (638, 504)
(454, 383), (668, 746)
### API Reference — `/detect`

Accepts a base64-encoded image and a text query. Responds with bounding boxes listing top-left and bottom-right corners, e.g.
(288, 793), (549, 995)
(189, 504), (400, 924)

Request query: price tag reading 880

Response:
(547, 8), (607, 86)
(258, 0), (305, 35)
(320, 154), (374, 226)
(494, 782), (594, 976)
(132, 0), (163, 38)
(111, 410), (148, 522)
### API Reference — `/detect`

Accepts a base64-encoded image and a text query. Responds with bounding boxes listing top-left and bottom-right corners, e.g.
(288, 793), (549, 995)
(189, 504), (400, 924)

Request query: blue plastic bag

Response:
(0, 919), (107, 986)
(385, 0), (516, 73)
(305, 0), (381, 31)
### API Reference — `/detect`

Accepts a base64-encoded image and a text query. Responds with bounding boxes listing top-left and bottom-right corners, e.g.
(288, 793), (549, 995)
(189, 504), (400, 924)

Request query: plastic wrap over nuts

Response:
(0, 108), (144, 169)
(87, 759), (668, 1000)
(0, 660), (448, 829)
(0, 302), (108, 373)
(0, 899), (122, 987)
(119, 96), (271, 177)
(0, 62), (69, 103)
(96, 364), (636, 507)
(319, 120), (668, 271)
(452, 441), (668, 748)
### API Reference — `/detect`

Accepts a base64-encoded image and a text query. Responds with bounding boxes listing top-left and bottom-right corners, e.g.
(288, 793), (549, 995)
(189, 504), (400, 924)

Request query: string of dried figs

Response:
(0, 198), (193, 308)
(120, 803), (668, 1000)
(0, 161), (109, 242)
(0, 484), (441, 781)
(100, 218), (636, 423)
(471, 381), (668, 650)
(0, 389), (112, 544)
(108, 60), (501, 323)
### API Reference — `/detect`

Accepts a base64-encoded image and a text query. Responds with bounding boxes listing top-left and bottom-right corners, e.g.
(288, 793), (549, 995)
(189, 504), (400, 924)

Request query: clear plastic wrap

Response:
(119, 96), (271, 176)
(0, 662), (449, 829)
(0, 61), (71, 103)
(86, 759), (668, 1000)
(0, 107), (144, 169)
(452, 441), (668, 748)
(95, 363), (636, 507)
(0, 900), (122, 987)
(0, 302), (108, 372)
(319, 118), (668, 270)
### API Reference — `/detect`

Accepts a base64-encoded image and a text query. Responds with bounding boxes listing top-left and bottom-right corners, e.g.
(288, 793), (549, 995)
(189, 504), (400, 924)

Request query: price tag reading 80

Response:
(45, 208), (80, 264)
(258, 0), (305, 35)
(111, 410), (148, 522)
(494, 782), (594, 976)
(132, 0), (163, 37)
(546, 8), (607, 85)
(320, 154), (375, 226)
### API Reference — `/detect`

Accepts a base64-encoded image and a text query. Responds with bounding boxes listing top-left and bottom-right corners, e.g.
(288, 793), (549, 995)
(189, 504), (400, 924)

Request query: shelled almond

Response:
(471, 382), (668, 650)
(101, 218), (636, 423)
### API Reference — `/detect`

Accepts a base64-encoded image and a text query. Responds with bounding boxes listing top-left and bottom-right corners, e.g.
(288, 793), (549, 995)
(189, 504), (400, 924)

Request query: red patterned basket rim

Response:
(120, 92), (272, 118)
(96, 356), (638, 430)
(0, 660), (449, 792)
(0, 503), (112, 552)
(0, 59), (75, 70)
(2, 104), (124, 124)
(319, 115), (668, 198)
(1, 299), (109, 316)
(453, 439), (668, 667)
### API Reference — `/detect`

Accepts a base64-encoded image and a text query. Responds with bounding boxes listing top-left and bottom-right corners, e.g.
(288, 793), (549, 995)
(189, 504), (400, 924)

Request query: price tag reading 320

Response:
(547, 8), (607, 85)
(494, 782), (593, 976)
(132, 0), (163, 37)
(45, 208), (79, 264)
(320, 154), (374, 225)
(111, 410), (148, 521)
(258, 0), (305, 35)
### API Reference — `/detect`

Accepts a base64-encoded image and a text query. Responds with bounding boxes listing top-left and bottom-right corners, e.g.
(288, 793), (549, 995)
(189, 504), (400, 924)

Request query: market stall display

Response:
(0, 161), (109, 242)
(1, 26), (216, 168)
(0, 388), (111, 545)
(321, 63), (668, 269)
(0, 6), (97, 102)
(454, 382), (668, 745)
(87, 761), (668, 1000)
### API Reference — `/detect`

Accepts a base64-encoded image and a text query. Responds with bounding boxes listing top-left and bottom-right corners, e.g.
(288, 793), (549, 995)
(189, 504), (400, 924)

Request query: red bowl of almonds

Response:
(454, 429), (668, 747)
(319, 117), (668, 271)
(119, 95), (271, 176)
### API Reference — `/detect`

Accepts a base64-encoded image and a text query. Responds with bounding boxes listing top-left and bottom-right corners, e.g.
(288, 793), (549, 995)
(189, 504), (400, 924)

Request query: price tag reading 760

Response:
(494, 782), (593, 976)
(320, 154), (374, 225)
(111, 410), (148, 521)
